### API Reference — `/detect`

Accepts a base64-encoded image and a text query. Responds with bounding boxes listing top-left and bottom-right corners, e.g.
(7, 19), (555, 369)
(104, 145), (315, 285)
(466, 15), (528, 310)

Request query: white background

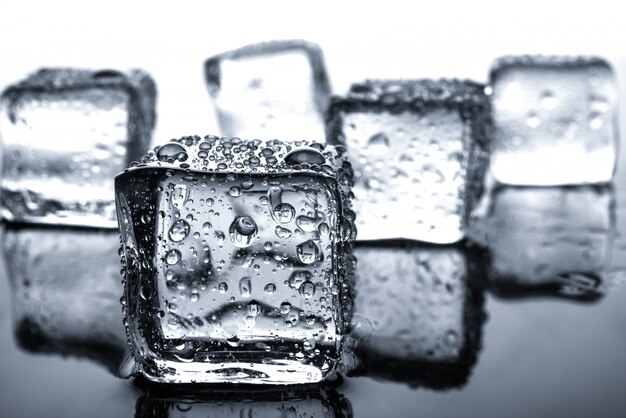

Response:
(1, 0), (624, 146)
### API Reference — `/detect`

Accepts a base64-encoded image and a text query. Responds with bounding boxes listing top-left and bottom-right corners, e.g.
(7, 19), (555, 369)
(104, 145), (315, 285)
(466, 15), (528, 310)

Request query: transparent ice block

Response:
(205, 40), (331, 141)
(489, 56), (618, 186)
(0, 68), (157, 227)
(135, 384), (352, 418)
(469, 185), (614, 301)
(3, 224), (130, 376)
(326, 79), (490, 243)
(115, 135), (355, 384)
(345, 242), (486, 389)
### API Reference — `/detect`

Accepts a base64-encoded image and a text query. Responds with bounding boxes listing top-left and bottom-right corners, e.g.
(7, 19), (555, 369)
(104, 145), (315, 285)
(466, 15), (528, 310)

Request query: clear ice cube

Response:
(0, 68), (157, 227)
(3, 225), (130, 376)
(489, 56), (618, 186)
(135, 384), (351, 418)
(205, 40), (331, 141)
(115, 135), (355, 384)
(345, 242), (486, 389)
(326, 80), (490, 243)
(468, 185), (614, 301)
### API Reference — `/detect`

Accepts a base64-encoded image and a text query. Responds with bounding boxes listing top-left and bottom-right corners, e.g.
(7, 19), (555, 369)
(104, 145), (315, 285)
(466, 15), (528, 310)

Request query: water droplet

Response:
(264, 283), (276, 294)
(275, 226), (292, 239)
(228, 186), (242, 197)
(139, 284), (153, 301)
(247, 301), (260, 316)
(296, 215), (317, 232)
(169, 220), (190, 242)
(229, 216), (258, 248)
(284, 148), (325, 165)
(296, 240), (320, 264)
(299, 281), (316, 299)
(280, 302), (292, 314)
(367, 133), (390, 154)
(239, 277), (252, 297)
(157, 143), (188, 163)
(264, 241), (273, 251)
(444, 330), (460, 348)
(289, 270), (311, 289)
(318, 222), (330, 236)
(540, 91), (557, 110)
(218, 282), (228, 293)
(273, 203), (295, 223)
(165, 249), (181, 265)
(190, 293), (199, 302)
(214, 230), (225, 245)
(526, 112), (541, 128)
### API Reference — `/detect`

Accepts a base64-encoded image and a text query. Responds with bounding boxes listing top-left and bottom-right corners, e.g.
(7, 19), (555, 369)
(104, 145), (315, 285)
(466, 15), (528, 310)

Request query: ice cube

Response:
(345, 242), (486, 389)
(205, 40), (331, 141)
(489, 55), (618, 186)
(115, 135), (355, 384)
(326, 79), (490, 243)
(3, 224), (130, 376)
(0, 68), (157, 227)
(468, 185), (614, 301)
(135, 384), (351, 418)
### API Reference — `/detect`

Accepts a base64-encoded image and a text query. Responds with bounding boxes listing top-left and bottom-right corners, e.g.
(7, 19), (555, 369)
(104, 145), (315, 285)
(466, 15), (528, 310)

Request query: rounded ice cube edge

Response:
(115, 135), (356, 385)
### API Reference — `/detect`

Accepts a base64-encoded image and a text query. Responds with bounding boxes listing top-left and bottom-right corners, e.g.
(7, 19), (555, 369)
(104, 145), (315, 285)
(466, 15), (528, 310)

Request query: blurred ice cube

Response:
(135, 383), (352, 418)
(205, 40), (331, 141)
(326, 80), (490, 243)
(469, 185), (614, 301)
(0, 68), (156, 227)
(346, 242), (486, 389)
(489, 56), (618, 186)
(3, 224), (130, 376)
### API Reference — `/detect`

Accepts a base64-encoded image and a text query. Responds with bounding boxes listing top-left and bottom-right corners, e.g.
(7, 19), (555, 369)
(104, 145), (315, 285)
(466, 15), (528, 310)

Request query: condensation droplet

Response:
(169, 220), (190, 242)
(165, 249), (181, 265)
(296, 240), (320, 264)
(229, 216), (258, 248)
(368, 133), (390, 154)
(275, 226), (292, 239)
(299, 281), (316, 299)
(284, 148), (325, 165)
(239, 277), (252, 297)
(273, 203), (295, 223)
(264, 283), (276, 294)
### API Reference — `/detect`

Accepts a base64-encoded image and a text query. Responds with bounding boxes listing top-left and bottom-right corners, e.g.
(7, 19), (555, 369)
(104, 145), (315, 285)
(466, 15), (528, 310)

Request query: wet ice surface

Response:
(205, 40), (331, 141)
(115, 136), (355, 384)
(326, 79), (490, 243)
(489, 56), (618, 186)
(0, 68), (156, 227)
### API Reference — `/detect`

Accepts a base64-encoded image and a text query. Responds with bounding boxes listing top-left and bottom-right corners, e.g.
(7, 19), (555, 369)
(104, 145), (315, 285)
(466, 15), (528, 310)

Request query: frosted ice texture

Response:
(489, 56), (618, 186)
(326, 79), (490, 243)
(0, 68), (156, 227)
(205, 40), (331, 141)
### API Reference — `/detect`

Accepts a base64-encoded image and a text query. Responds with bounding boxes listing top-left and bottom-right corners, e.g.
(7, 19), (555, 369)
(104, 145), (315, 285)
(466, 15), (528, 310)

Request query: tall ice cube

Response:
(489, 56), (618, 185)
(205, 40), (331, 141)
(326, 80), (490, 243)
(0, 68), (156, 227)
(115, 135), (355, 384)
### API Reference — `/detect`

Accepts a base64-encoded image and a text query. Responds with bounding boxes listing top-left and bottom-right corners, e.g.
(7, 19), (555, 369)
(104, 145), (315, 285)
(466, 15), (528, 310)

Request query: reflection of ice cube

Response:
(3, 225), (130, 376)
(135, 384), (351, 418)
(326, 80), (490, 243)
(470, 185), (614, 301)
(347, 242), (486, 389)
(489, 56), (618, 185)
(0, 68), (156, 227)
(115, 136), (355, 384)
(205, 40), (331, 141)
